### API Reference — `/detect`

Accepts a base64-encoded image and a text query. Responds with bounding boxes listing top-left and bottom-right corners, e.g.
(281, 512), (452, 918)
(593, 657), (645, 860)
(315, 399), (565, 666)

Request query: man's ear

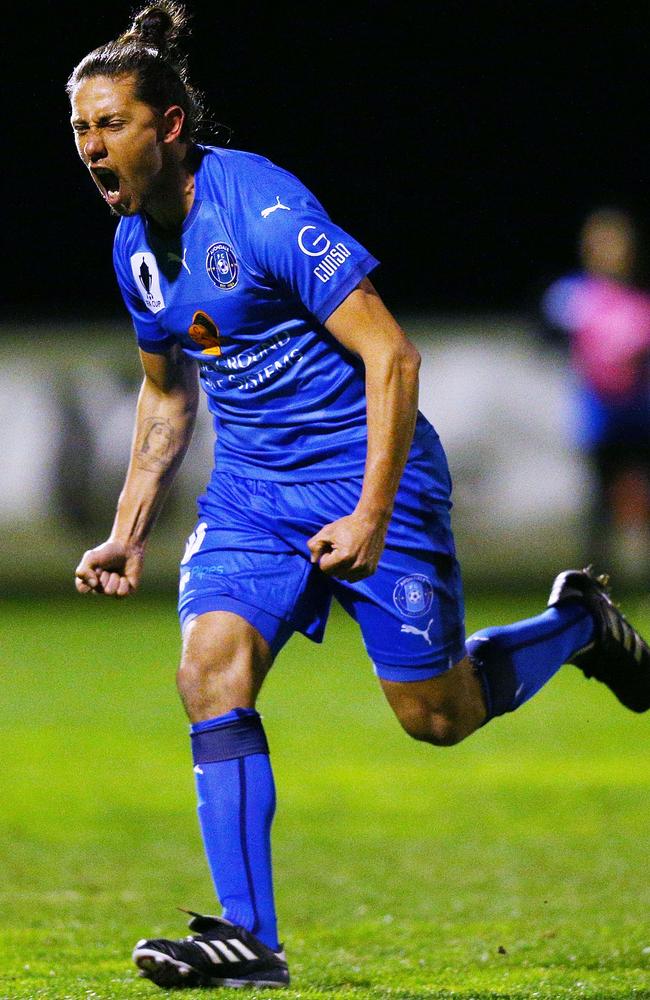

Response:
(161, 105), (185, 143)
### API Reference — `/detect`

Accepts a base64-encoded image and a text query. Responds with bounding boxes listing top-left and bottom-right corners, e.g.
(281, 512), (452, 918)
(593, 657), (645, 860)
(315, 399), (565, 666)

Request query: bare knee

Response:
(177, 611), (272, 722)
(380, 656), (487, 748)
(396, 703), (469, 747)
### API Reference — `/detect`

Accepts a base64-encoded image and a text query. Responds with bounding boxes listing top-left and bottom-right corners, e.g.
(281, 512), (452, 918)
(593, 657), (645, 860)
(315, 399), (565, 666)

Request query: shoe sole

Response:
(134, 947), (289, 989)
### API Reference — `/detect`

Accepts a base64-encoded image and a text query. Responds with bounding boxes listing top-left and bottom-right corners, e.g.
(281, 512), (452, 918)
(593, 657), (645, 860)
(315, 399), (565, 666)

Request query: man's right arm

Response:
(75, 344), (199, 597)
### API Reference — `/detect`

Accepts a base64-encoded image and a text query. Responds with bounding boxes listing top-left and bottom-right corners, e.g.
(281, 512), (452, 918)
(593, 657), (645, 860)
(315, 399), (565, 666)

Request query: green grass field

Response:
(1, 592), (650, 1000)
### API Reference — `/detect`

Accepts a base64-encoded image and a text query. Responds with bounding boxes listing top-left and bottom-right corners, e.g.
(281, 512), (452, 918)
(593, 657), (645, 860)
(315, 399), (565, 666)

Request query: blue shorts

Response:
(178, 448), (466, 682)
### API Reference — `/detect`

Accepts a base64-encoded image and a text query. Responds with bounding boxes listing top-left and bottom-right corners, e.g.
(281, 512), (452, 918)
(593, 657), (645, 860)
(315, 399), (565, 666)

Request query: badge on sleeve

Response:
(130, 252), (165, 313)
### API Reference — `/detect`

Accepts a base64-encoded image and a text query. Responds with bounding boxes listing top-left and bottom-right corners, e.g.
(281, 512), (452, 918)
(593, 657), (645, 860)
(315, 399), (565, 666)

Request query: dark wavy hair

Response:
(66, 2), (222, 143)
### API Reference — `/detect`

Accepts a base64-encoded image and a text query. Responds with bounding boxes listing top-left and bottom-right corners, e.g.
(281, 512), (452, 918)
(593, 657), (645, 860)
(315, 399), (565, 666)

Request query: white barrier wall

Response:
(0, 319), (588, 587)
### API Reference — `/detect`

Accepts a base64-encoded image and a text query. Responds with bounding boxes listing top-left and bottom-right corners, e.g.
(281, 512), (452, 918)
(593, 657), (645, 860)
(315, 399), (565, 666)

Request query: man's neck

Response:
(145, 144), (197, 231)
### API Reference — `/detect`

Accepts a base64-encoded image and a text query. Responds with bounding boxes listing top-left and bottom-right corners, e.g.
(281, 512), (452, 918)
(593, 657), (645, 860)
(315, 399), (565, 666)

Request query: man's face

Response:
(580, 216), (635, 281)
(70, 74), (164, 217)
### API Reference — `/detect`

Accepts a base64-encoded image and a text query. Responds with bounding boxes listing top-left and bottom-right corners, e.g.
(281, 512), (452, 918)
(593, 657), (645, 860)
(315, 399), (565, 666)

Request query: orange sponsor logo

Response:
(188, 310), (222, 355)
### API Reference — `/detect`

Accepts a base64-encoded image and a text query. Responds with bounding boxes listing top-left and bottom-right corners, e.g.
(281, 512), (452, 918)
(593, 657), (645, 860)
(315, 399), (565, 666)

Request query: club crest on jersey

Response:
(393, 574), (434, 618)
(206, 242), (239, 289)
(130, 252), (165, 313)
(188, 310), (223, 355)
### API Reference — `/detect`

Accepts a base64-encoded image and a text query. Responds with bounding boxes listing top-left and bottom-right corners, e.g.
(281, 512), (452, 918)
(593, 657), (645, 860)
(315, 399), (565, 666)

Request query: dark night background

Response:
(4, 1), (650, 319)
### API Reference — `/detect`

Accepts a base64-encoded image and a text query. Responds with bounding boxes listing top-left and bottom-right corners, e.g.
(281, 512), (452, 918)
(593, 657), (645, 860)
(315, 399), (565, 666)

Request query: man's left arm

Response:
(307, 277), (421, 581)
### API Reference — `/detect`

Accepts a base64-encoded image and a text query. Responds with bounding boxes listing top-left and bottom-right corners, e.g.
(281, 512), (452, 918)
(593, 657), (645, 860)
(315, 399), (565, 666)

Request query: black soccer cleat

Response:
(133, 910), (290, 990)
(548, 567), (650, 712)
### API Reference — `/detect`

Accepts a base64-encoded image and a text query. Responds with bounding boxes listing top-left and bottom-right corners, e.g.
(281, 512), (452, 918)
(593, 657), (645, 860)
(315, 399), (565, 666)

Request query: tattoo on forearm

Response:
(136, 418), (177, 472)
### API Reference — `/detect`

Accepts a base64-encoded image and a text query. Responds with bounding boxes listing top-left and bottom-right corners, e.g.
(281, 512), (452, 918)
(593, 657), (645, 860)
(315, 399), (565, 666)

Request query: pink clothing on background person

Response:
(543, 274), (650, 400)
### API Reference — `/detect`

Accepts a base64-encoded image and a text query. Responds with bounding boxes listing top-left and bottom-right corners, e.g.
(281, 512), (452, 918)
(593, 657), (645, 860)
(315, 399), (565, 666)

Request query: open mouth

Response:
(91, 167), (121, 205)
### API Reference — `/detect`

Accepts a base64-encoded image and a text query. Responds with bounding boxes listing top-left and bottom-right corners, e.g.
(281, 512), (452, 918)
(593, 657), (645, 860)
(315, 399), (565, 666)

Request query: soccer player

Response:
(70, 3), (650, 991)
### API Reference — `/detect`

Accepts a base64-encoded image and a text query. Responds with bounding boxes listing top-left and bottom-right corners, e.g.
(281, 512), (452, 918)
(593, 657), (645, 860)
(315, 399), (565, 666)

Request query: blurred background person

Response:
(539, 206), (650, 587)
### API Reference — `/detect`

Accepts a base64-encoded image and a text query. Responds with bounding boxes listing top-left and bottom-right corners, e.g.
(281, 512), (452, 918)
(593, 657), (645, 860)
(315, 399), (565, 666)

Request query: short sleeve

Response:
(112, 230), (176, 354)
(540, 274), (584, 335)
(242, 165), (380, 324)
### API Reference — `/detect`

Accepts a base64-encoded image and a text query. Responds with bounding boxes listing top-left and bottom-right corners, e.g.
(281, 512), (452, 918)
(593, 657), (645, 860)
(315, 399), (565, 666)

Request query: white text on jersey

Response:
(313, 243), (351, 283)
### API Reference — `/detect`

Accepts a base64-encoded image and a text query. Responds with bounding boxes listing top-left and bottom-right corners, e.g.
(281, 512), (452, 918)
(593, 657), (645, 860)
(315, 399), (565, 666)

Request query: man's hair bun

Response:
(128, 2), (189, 55)
(67, 0), (230, 145)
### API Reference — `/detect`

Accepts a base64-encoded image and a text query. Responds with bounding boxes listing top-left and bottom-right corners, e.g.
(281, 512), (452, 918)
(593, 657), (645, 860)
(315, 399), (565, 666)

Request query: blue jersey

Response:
(113, 145), (439, 481)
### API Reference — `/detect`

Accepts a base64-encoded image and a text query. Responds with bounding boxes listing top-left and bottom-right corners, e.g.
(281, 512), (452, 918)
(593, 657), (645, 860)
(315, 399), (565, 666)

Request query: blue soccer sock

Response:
(190, 708), (279, 952)
(467, 602), (595, 722)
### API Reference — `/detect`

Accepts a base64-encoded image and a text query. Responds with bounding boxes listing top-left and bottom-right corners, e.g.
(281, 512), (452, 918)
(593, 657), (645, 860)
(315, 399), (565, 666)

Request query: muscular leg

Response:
(177, 610), (273, 721)
(381, 656), (486, 746)
(177, 611), (281, 951)
(381, 602), (598, 746)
